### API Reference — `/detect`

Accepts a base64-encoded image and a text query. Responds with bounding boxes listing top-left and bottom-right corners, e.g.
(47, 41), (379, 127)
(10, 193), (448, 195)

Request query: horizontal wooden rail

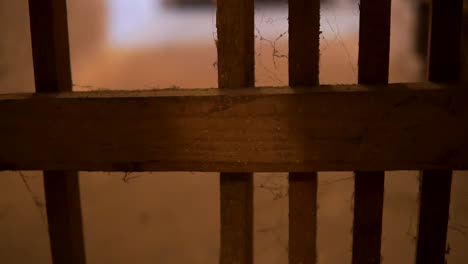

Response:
(1, 82), (468, 172)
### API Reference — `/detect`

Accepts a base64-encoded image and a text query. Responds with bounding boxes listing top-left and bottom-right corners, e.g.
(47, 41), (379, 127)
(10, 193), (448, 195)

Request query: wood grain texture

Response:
(216, 0), (254, 88)
(217, 0), (254, 263)
(416, 170), (452, 264)
(417, 1), (463, 263)
(43, 171), (86, 264)
(288, 0), (320, 263)
(352, 1), (391, 263)
(28, 1), (86, 263)
(1, 83), (468, 172)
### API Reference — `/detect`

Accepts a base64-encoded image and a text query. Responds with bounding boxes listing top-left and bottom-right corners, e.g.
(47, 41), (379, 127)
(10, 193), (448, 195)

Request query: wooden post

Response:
(28, 1), (86, 263)
(416, 1), (463, 264)
(217, 0), (254, 263)
(288, 0), (320, 263)
(352, 0), (391, 264)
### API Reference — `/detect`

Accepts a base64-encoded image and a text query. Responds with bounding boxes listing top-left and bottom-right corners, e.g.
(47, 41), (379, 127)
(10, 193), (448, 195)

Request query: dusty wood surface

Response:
(352, 1), (391, 263)
(1, 83), (468, 172)
(217, 0), (254, 263)
(417, 1), (463, 263)
(28, 0), (86, 263)
(288, 0), (319, 263)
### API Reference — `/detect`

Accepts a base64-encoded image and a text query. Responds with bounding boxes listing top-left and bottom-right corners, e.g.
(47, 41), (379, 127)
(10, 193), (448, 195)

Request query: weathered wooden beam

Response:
(216, 0), (254, 263)
(288, 0), (320, 262)
(352, 0), (391, 263)
(416, 0), (464, 263)
(0, 83), (468, 172)
(28, 0), (86, 263)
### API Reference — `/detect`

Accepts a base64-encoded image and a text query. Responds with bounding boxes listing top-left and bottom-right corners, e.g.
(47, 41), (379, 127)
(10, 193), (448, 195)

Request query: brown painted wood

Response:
(288, 0), (319, 263)
(219, 173), (253, 264)
(357, 0), (391, 84)
(417, 1), (463, 264)
(216, 0), (254, 263)
(416, 170), (452, 264)
(28, 1), (86, 263)
(288, 0), (320, 87)
(29, 0), (72, 93)
(216, 0), (254, 89)
(43, 171), (86, 264)
(352, 1), (391, 263)
(1, 83), (468, 172)
(289, 172), (317, 264)
(426, 0), (464, 82)
(352, 171), (385, 264)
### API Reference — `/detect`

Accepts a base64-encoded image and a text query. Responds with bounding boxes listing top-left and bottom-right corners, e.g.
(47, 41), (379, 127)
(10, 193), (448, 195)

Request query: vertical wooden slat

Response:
(216, 0), (254, 263)
(288, 0), (320, 87)
(426, 0), (463, 82)
(28, 1), (86, 264)
(289, 173), (318, 264)
(288, 0), (320, 263)
(216, 0), (254, 89)
(219, 173), (254, 264)
(29, 0), (73, 93)
(416, 170), (452, 264)
(357, 0), (392, 84)
(352, 1), (391, 264)
(43, 172), (86, 264)
(352, 172), (385, 264)
(416, 1), (463, 264)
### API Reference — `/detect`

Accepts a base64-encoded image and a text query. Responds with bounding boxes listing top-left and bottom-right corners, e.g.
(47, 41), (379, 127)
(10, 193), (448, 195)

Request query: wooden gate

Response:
(0, 0), (466, 263)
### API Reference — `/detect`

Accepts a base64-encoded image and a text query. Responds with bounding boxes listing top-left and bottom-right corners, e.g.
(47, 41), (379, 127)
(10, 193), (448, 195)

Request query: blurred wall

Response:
(0, 0), (107, 94)
(0, 0), (34, 93)
(68, 0), (107, 70)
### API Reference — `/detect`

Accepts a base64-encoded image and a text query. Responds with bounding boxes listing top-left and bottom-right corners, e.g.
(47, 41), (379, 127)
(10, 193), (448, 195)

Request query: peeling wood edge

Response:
(0, 82), (466, 100)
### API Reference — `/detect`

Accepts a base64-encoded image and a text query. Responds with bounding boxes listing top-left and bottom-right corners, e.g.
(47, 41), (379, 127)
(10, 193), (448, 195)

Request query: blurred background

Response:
(0, 0), (467, 263)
